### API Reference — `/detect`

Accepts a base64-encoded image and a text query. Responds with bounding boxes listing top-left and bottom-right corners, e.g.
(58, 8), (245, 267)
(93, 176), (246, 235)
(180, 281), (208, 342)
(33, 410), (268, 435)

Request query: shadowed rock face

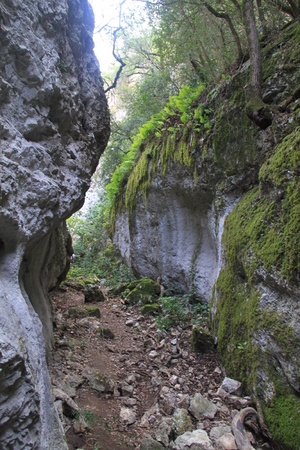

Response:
(113, 160), (251, 301)
(0, 0), (110, 448)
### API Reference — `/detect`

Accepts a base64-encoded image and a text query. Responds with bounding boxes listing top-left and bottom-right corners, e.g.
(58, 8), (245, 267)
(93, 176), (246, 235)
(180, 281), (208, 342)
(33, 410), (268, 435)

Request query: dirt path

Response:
(48, 285), (267, 450)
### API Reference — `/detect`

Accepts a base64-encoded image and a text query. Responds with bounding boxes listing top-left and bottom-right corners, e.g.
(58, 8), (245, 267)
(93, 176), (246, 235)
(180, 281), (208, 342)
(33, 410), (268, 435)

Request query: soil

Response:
(48, 284), (269, 450)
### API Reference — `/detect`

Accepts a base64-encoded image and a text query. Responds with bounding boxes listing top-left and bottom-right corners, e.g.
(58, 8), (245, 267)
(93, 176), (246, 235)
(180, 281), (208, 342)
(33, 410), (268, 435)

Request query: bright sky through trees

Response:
(89, 0), (144, 72)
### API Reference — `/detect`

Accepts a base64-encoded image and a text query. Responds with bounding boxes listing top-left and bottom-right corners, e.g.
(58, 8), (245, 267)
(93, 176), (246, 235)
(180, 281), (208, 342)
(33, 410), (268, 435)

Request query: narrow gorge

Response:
(0, 0), (299, 449)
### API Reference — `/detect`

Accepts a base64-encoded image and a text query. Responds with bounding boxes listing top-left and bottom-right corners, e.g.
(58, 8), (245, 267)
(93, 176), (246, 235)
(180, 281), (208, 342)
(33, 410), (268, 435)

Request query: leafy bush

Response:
(155, 294), (210, 331)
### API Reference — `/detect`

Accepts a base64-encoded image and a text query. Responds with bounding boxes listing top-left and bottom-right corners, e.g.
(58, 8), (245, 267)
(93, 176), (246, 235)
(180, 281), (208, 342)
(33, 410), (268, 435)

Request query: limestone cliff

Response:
(111, 23), (300, 448)
(0, 0), (110, 448)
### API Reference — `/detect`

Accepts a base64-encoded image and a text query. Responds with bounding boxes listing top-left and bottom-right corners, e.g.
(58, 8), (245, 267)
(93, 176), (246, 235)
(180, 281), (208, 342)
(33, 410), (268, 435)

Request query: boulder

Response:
(141, 303), (161, 315)
(97, 327), (115, 339)
(209, 425), (232, 442)
(69, 306), (101, 319)
(174, 430), (214, 450)
(84, 284), (105, 303)
(120, 407), (136, 425)
(189, 393), (218, 420)
(140, 436), (165, 450)
(220, 378), (242, 397)
(89, 373), (115, 395)
(217, 433), (238, 450)
(172, 408), (193, 437)
(52, 388), (79, 418)
(124, 278), (161, 305)
(155, 418), (172, 447)
(191, 326), (215, 352)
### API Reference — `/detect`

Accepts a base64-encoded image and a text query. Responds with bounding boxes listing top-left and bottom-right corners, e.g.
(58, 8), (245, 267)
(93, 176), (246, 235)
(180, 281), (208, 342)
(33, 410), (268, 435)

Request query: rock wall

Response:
(114, 165), (241, 300)
(0, 0), (110, 448)
(113, 100), (268, 299)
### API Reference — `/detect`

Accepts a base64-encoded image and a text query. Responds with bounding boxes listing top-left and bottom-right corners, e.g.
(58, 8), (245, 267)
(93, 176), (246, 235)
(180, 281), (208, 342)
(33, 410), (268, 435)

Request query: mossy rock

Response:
(83, 306), (101, 318)
(83, 278), (97, 285)
(125, 278), (161, 305)
(190, 326), (214, 352)
(69, 306), (101, 319)
(212, 126), (300, 449)
(106, 279), (140, 296)
(172, 408), (193, 438)
(90, 372), (114, 394)
(62, 280), (84, 291)
(140, 303), (161, 315)
(84, 284), (105, 303)
(68, 306), (85, 318)
(97, 327), (115, 339)
(263, 389), (300, 449)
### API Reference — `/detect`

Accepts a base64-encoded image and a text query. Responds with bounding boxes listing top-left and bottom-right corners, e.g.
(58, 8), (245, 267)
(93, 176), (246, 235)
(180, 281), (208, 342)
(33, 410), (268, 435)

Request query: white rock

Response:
(120, 407), (136, 425)
(220, 377), (242, 396)
(217, 433), (238, 450)
(174, 430), (214, 450)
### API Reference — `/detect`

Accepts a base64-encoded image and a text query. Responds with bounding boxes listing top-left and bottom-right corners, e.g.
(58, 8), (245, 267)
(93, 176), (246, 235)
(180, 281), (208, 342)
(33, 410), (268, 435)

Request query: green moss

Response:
(125, 150), (151, 211)
(83, 306), (101, 318)
(97, 327), (115, 339)
(212, 107), (256, 173)
(215, 269), (260, 385)
(261, 22), (300, 86)
(219, 127), (300, 281)
(140, 303), (161, 315)
(82, 278), (95, 285)
(174, 137), (193, 167)
(126, 278), (161, 305)
(161, 133), (176, 175)
(212, 125), (300, 448)
(259, 126), (300, 186)
(263, 384), (300, 449)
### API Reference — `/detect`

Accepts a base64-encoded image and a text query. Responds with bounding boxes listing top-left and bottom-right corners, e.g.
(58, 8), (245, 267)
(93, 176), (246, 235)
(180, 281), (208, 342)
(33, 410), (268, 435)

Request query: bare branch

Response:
(104, 0), (127, 93)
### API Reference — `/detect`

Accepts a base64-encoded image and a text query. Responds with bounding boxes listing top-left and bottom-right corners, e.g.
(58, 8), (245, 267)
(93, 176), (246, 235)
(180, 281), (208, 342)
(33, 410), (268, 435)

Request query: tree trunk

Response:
(243, 0), (272, 129)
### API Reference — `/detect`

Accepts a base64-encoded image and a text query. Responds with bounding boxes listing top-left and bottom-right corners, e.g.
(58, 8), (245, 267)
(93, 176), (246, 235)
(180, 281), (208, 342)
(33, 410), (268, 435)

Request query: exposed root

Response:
(231, 407), (259, 450)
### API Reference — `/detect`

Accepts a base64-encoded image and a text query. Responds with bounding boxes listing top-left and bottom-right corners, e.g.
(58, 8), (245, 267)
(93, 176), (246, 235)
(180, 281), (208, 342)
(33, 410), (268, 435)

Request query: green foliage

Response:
(140, 303), (161, 315)
(106, 83), (210, 224)
(155, 295), (209, 331)
(67, 201), (134, 287)
(77, 409), (95, 427)
(263, 391), (300, 449)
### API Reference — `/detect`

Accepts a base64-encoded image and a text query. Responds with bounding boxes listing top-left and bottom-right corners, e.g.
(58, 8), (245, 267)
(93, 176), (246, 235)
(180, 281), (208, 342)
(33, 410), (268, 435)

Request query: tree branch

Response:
(104, 0), (127, 93)
(200, 0), (244, 62)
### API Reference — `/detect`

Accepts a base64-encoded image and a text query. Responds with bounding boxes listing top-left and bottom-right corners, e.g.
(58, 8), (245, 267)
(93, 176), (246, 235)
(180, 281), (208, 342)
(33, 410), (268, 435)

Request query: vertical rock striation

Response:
(0, 0), (110, 448)
(113, 164), (242, 300)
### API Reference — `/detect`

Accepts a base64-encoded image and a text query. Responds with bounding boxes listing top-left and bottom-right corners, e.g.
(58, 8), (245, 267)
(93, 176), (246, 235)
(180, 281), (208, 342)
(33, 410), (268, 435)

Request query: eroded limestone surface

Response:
(0, 0), (110, 447)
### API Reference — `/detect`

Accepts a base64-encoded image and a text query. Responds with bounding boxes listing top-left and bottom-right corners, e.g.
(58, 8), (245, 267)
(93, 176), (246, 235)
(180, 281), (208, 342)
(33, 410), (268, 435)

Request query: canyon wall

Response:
(112, 22), (300, 448)
(0, 0), (110, 447)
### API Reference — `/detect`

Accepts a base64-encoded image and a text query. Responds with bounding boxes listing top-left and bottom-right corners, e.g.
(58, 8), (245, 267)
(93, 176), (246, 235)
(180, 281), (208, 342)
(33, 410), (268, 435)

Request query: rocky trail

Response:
(49, 283), (272, 450)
